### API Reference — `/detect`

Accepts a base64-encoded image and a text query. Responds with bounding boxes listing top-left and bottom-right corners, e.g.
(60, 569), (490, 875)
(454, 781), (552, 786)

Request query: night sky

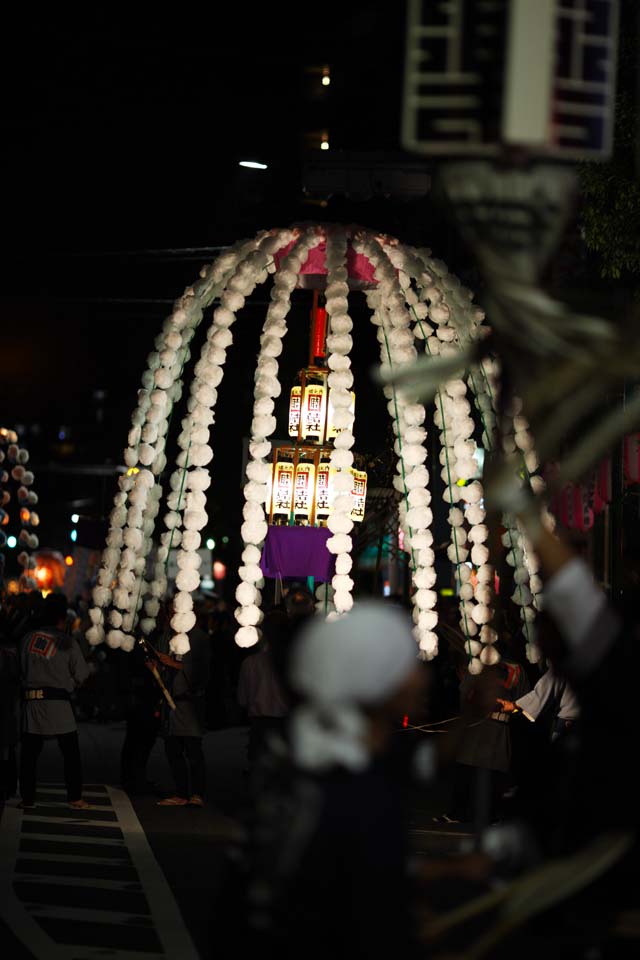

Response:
(0, 5), (464, 565)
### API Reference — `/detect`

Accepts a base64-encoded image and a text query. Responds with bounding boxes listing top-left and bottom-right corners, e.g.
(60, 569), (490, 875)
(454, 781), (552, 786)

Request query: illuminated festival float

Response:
(88, 223), (549, 672)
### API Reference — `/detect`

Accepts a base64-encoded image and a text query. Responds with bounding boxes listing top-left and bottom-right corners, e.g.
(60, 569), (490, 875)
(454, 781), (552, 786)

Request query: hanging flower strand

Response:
(406, 253), (492, 672)
(354, 233), (437, 659)
(0, 430), (39, 592)
(234, 226), (324, 647)
(90, 235), (266, 647)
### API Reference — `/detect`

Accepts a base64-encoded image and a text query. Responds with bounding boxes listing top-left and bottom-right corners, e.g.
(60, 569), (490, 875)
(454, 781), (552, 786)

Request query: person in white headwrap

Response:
(288, 600), (428, 773)
(240, 600), (432, 960)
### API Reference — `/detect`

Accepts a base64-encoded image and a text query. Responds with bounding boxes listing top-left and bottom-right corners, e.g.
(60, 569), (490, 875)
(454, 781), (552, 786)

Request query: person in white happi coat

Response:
(19, 592), (92, 810)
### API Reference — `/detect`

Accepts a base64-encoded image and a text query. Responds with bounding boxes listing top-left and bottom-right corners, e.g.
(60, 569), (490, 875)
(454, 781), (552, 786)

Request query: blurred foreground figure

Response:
(423, 490), (640, 957)
(240, 601), (430, 959)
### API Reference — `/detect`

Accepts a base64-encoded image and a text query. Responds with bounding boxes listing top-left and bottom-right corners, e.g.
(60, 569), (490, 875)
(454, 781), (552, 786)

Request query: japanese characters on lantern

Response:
(271, 460), (295, 519)
(350, 468), (367, 523)
(302, 384), (327, 441)
(293, 462), (316, 521)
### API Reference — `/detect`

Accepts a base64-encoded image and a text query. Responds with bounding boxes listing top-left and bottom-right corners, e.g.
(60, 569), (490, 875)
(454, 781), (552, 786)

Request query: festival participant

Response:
(18, 592), (92, 810)
(237, 607), (291, 785)
(156, 605), (212, 808)
(240, 601), (432, 958)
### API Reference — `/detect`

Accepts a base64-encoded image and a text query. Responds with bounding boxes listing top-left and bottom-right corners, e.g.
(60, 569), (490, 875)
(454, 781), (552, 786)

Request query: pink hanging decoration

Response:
(573, 485), (594, 532)
(593, 457), (612, 513)
(624, 434), (640, 485)
(273, 239), (379, 285)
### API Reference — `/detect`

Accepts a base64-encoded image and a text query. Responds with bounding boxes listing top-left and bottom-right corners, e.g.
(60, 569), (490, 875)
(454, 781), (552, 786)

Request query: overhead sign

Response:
(402, 0), (619, 161)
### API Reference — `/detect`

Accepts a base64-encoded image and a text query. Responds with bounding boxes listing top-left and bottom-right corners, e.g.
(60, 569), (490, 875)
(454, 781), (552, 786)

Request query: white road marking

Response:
(1, 785), (201, 960)
(20, 832), (126, 847)
(24, 905), (154, 926)
(15, 852), (132, 866)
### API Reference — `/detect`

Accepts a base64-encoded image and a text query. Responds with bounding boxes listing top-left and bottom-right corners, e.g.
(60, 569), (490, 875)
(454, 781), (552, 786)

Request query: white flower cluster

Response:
(88, 234), (269, 648)
(355, 234), (437, 659)
(469, 363), (543, 663)
(409, 254), (495, 673)
(162, 229), (297, 655)
(0, 430), (39, 590)
(322, 227), (358, 616)
(234, 226), (324, 647)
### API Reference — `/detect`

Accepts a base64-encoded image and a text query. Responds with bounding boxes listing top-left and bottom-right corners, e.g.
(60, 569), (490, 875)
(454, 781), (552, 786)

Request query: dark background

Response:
(1, 3), (633, 592)
(0, 3), (466, 576)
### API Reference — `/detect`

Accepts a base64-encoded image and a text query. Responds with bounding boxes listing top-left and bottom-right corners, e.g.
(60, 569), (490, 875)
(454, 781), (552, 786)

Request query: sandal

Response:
(189, 795), (204, 807)
(156, 796), (189, 806)
(68, 799), (92, 810)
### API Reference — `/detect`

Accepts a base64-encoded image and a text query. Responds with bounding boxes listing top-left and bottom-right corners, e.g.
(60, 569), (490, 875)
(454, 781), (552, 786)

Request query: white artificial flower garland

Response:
(408, 252), (493, 673)
(0, 429), (39, 591)
(89, 233), (272, 647)
(233, 226), (324, 648)
(466, 354), (542, 663)
(323, 226), (358, 616)
(354, 233), (437, 660)
(91, 221), (547, 672)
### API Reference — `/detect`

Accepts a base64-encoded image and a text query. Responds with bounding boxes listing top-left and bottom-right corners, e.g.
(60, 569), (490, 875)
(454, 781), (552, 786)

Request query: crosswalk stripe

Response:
(20, 831), (126, 847)
(27, 801), (115, 812)
(12, 873), (143, 892)
(16, 852), (133, 866)
(1, 783), (200, 960)
(25, 905), (154, 925)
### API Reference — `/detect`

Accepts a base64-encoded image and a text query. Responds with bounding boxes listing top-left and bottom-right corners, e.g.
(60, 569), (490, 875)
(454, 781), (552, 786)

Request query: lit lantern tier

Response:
(288, 368), (355, 444)
(268, 444), (367, 527)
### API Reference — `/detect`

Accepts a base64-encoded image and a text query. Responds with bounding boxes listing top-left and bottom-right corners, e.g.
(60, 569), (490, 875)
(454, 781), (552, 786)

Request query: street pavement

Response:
(0, 721), (472, 959)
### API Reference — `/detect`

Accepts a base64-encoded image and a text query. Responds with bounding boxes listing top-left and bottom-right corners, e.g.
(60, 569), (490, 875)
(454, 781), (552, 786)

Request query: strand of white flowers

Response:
(147, 231), (295, 653)
(120, 238), (269, 645)
(172, 228), (298, 652)
(354, 233), (437, 659)
(418, 251), (512, 665)
(88, 238), (259, 645)
(152, 239), (280, 653)
(234, 226), (325, 648)
(100, 285), (204, 649)
(397, 261), (486, 673)
(426, 299), (522, 668)
(509, 401), (547, 657)
(444, 284), (543, 634)
(0, 435), (39, 590)
(169, 240), (285, 653)
(322, 225), (358, 618)
(379, 242), (466, 661)
(470, 356), (541, 662)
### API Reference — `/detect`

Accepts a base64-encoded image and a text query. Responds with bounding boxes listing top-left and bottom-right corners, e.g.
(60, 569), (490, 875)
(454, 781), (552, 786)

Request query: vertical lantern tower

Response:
(267, 291), (367, 529)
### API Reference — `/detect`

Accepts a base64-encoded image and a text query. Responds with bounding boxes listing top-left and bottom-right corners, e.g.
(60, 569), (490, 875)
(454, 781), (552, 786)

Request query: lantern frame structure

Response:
(88, 222), (546, 670)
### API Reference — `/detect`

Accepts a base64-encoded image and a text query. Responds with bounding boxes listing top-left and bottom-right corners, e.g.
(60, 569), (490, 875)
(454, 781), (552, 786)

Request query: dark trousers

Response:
(20, 731), (82, 805)
(120, 701), (161, 790)
(1, 745), (18, 801)
(451, 762), (509, 824)
(247, 716), (285, 771)
(164, 735), (206, 799)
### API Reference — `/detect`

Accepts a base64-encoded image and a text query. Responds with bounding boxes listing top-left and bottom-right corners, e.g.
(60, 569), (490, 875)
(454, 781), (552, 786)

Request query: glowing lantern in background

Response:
(269, 290), (367, 528)
(29, 550), (67, 596)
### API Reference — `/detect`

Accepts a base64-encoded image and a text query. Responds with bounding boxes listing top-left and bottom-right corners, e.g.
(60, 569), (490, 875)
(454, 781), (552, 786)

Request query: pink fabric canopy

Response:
(273, 238), (378, 285)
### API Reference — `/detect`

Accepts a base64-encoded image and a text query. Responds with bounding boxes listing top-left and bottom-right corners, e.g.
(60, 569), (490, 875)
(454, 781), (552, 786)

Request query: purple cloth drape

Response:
(260, 526), (336, 582)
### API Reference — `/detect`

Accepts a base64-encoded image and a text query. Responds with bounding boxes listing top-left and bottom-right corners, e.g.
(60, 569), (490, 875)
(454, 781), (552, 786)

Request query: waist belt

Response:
(490, 711), (510, 723)
(24, 687), (71, 702)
